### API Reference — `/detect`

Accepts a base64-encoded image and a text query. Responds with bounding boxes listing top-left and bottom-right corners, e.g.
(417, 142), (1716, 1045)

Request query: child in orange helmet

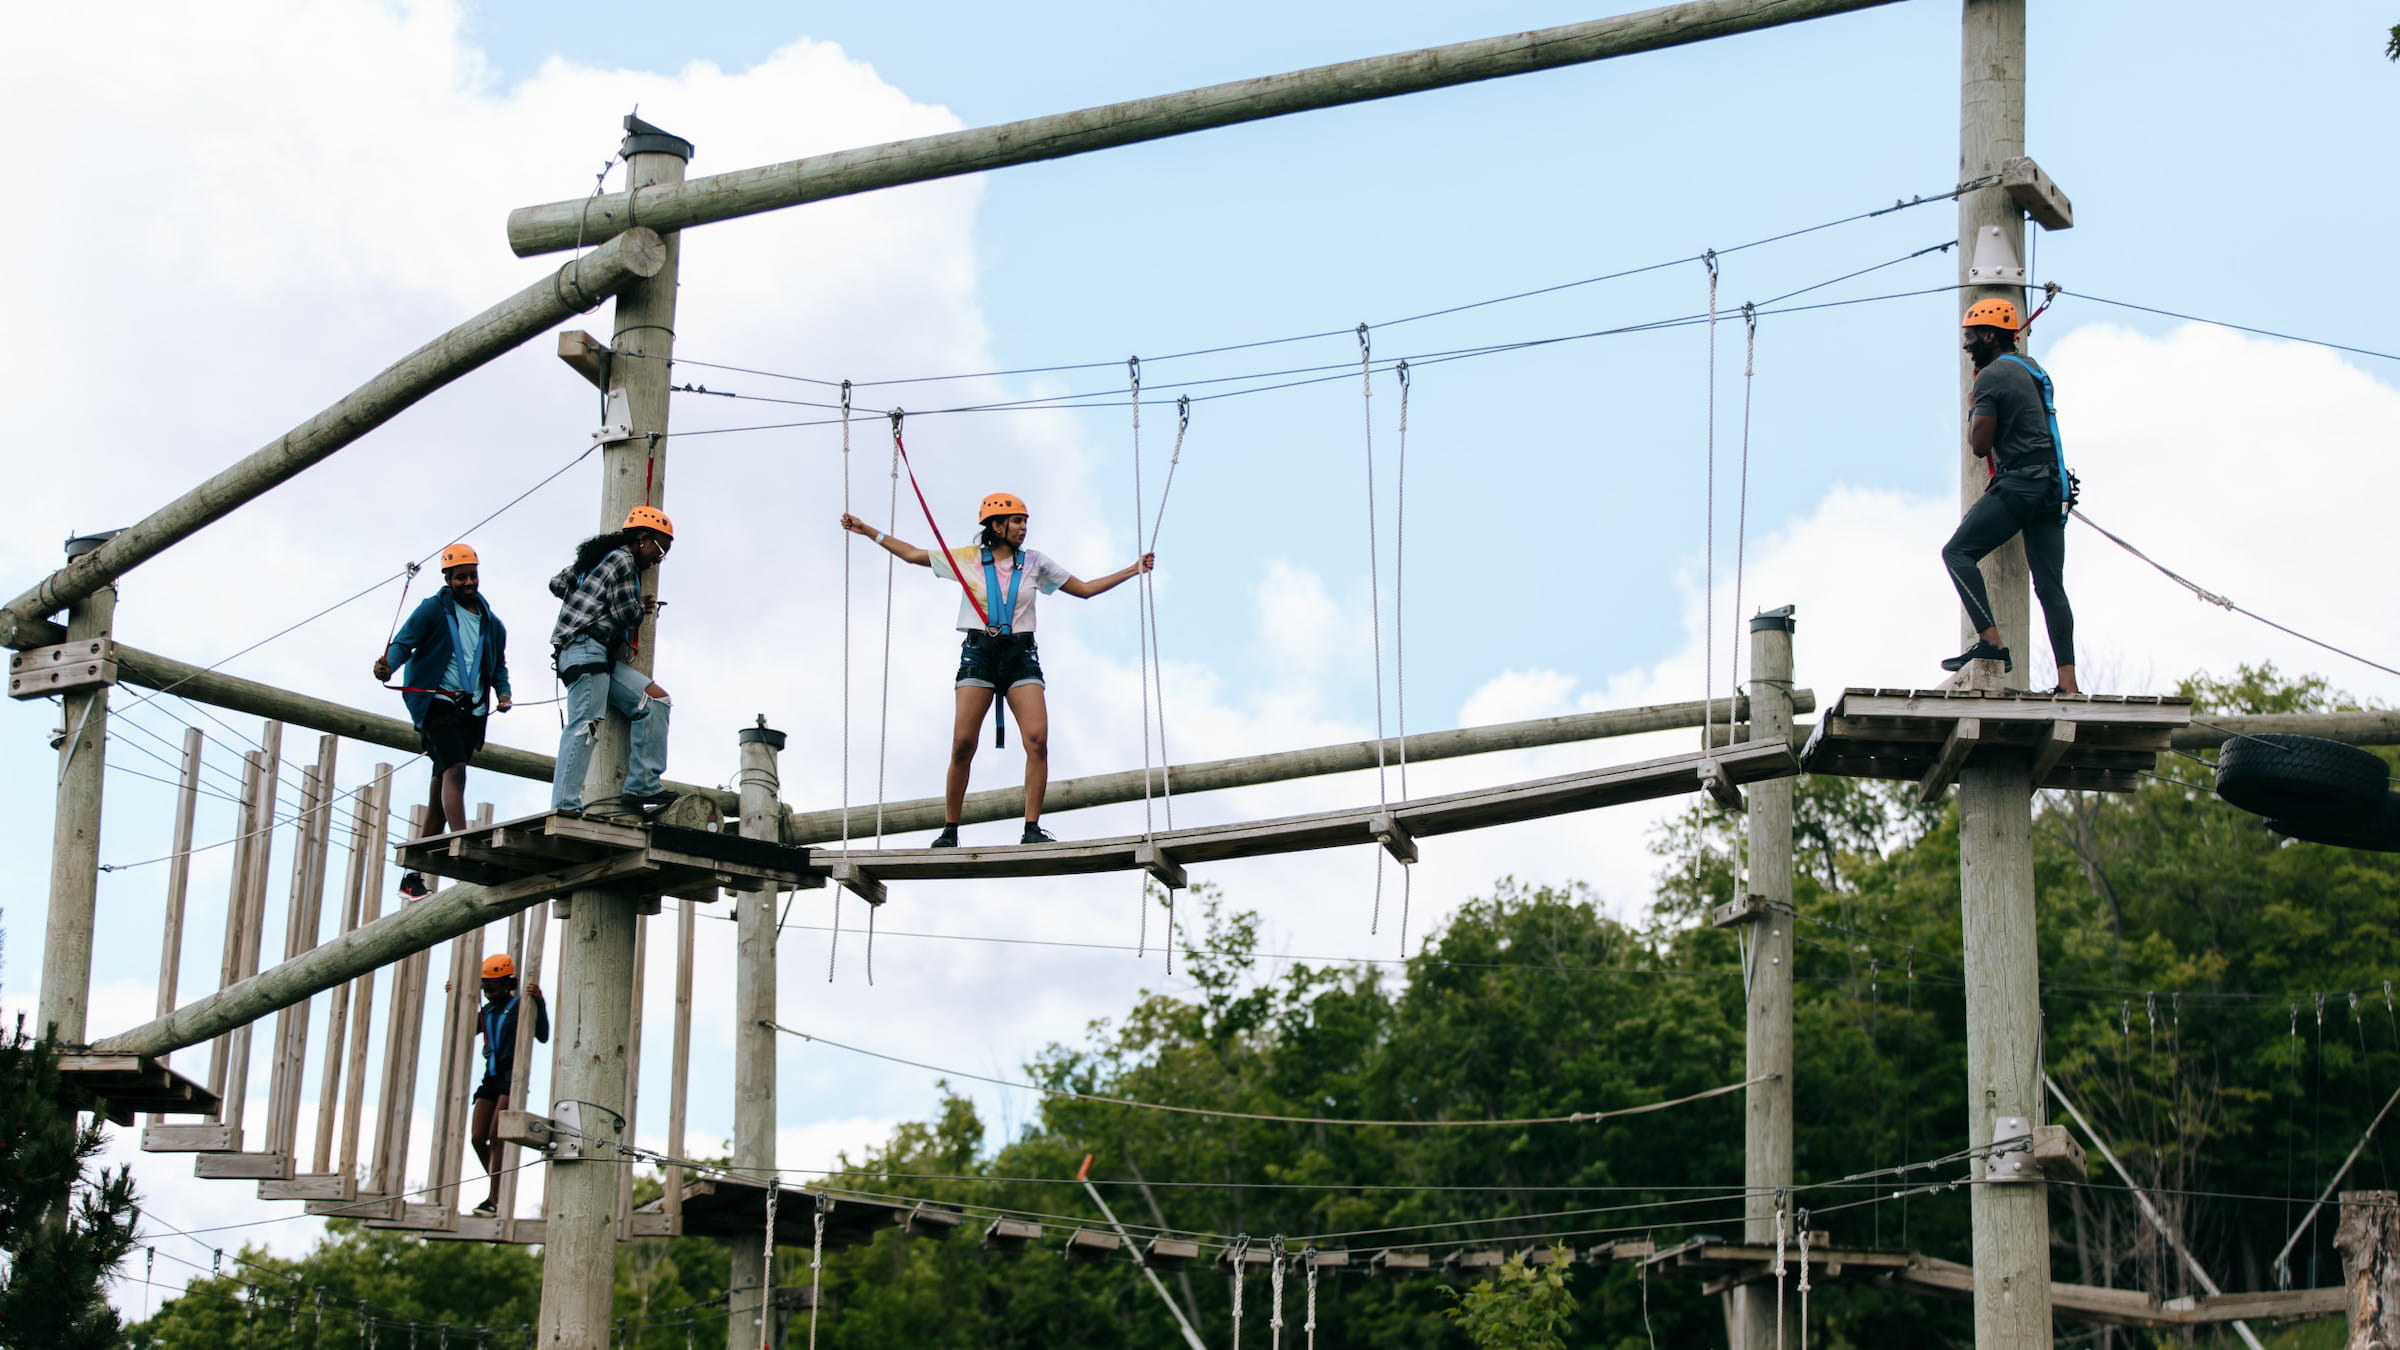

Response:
(841, 493), (1153, 846)
(374, 542), (511, 898)
(468, 951), (546, 1216)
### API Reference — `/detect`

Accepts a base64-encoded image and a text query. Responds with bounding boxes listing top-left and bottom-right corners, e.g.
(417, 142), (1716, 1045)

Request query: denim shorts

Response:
(955, 632), (1043, 690)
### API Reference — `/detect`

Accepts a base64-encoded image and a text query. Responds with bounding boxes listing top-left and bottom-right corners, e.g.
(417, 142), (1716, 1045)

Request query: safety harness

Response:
(479, 995), (517, 1081)
(1993, 353), (2078, 522)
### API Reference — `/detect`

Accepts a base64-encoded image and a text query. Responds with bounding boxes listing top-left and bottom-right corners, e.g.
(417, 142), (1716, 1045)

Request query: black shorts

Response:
(955, 632), (1043, 691)
(422, 698), (488, 774)
(473, 1073), (509, 1103)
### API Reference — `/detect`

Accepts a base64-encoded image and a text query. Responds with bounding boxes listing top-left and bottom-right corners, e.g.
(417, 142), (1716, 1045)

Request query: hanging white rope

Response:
(1393, 360), (1413, 957)
(760, 1179), (779, 1350)
(1302, 1249), (1319, 1350)
(1730, 305), (1756, 724)
(875, 412), (900, 846)
(806, 1196), (826, 1350)
(1700, 251), (1721, 771)
(1358, 324), (1390, 936)
(1230, 1235), (1250, 1350)
(1795, 1207), (1812, 1350)
(1268, 1238), (1287, 1349)
(841, 380), (854, 856)
(1129, 357), (1155, 958)
(1145, 395), (1190, 830)
(1773, 1193), (1787, 1350)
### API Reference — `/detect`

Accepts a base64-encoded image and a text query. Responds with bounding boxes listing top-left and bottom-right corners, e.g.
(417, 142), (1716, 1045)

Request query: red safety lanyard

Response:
(890, 413), (992, 628)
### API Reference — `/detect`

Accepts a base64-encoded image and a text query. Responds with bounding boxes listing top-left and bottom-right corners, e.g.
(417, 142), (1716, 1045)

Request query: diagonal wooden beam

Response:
(0, 228), (666, 649)
(504, 0), (1903, 256)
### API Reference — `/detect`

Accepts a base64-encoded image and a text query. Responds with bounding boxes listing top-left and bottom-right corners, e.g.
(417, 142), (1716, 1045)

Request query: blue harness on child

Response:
(1995, 354), (2076, 523)
(480, 996), (518, 1081)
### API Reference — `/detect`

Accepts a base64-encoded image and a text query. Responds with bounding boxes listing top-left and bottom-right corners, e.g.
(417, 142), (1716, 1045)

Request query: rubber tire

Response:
(2214, 734), (2390, 828)
(2269, 792), (2400, 853)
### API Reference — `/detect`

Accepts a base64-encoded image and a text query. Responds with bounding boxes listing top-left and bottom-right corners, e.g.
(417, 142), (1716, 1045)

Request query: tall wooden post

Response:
(1958, 0), (2030, 669)
(1956, 6), (2051, 1350)
(729, 717), (785, 1350)
(38, 532), (121, 1045)
(1732, 607), (1796, 1350)
(2337, 1191), (2400, 1348)
(149, 726), (205, 1123)
(540, 113), (691, 1349)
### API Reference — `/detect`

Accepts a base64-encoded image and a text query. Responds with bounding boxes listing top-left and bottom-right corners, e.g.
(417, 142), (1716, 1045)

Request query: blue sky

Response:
(6, 0), (2397, 1298)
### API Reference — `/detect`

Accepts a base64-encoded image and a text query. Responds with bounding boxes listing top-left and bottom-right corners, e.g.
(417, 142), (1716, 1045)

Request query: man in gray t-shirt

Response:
(1938, 297), (2079, 694)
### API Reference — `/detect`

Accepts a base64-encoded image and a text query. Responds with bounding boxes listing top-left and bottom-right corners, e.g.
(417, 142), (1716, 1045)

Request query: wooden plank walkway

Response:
(1627, 1238), (2342, 1328)
(803, 739), (1800, 893)
(396, 810), (821, 903)
(56, 1054), (218, 1126)
(1802, 688), (2191, 798)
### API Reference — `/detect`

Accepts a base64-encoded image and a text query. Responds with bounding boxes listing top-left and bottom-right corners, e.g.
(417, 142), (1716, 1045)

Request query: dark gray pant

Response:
(1942, 473), (2075, 667)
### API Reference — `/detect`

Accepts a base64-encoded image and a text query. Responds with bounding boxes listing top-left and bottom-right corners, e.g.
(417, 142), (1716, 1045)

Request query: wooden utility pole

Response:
(539, 114), (691, 1350)
(1954, 4), (2051, 1347)
(731, 718), (786, 1350)
(1732, 607), (1796, 1350)
(2336, 1191), (2400, 1348)
(37, 534), (118, 1045)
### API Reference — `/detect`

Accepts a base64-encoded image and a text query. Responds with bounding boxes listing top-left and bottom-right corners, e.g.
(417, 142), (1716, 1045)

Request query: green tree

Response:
(0, 1015), (141, 1350)
(1444, 1245), (1578, 1350)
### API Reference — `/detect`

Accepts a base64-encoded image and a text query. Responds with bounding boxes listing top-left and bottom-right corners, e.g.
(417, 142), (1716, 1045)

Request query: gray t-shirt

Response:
(1969, 354), (2057, 478)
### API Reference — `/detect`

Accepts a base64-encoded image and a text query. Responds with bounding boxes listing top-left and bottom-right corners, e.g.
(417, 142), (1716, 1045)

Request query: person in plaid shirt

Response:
(546, 506), (676, 816)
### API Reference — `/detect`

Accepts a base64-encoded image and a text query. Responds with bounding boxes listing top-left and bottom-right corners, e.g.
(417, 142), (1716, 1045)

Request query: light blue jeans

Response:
(550, 636), (670, 810)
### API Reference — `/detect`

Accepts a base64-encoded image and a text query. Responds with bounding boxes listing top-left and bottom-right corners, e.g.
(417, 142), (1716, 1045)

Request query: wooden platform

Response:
(1630, 1238), (2343, 1328)
(648, 1177), (909, 1249)
(803, 739), (1800, 894)
(397, 810), (821, 904)
(56, 1054), (218, 1126)
(1801, 688), (2191, 798)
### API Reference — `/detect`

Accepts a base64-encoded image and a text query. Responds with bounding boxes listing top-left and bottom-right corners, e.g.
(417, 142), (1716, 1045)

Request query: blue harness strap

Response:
(481, 996), (517, 1079)
(1998, 354), (2073, 522)
(979, 546), (1024, 636)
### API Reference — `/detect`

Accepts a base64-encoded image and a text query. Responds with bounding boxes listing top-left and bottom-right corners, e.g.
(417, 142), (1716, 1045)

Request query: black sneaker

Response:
(625, 790), (681, 811)
(398, 871), (431, 899)
(1940, 640), (2012, 673)
(472, 1198), (496, 1216)
(928, 824), (959, 849)
(1020, 821), (1056, 845)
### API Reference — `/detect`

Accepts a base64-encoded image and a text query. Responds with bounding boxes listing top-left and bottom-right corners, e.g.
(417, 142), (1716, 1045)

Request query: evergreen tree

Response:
(0, 1014), (142, 1350)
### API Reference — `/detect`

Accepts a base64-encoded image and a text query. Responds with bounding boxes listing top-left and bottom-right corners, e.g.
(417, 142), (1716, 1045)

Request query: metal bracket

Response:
(1986, 1114), (2038, 1183)
(550, 1100), (590, 1161)
(1966, 224), (2027, 286)
(1369, 812), (1418, 865)
(593, 387), (634, 445)
(9, 636), (118, 700)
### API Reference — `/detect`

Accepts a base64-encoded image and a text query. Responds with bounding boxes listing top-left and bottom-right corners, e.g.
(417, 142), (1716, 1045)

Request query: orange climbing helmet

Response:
(440, 543), (479, 571)
(623, 505), (674, 538)
(978, 492), (1029, 523)
(1961, 298), (2021, 331)
(480, 954), (516, 979)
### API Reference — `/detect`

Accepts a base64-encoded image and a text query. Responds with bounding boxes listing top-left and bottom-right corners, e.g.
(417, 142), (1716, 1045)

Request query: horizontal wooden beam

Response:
(781, 690), (1814, 842)
(0, 228), (667, 649)
(1884, 1254), (2345, 1328)
(505, 0), (1901, 256)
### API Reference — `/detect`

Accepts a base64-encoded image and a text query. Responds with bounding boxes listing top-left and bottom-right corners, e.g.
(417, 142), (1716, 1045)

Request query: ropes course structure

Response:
(20, 3), (2400, 1347)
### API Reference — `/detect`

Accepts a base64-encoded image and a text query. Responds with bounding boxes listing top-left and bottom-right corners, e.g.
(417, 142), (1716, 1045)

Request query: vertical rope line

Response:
(1302, 1252), (1318, 1349)
(1130, 357), (1153, 960)
(1394, 361), (1412, 958)
(1796, 1212), (1812, 1350)
(1731, 306), (1756, 720)
(1773, 1196), (1787, 1350)
(1701, 252), (1721, 760)
(806, 1198), (825, 1350)
(1145, 395), (1190, 830)
(840, 381), (853, 855)
(1231, 1236), (1250, 1350)
(760, 1181), (778, 1350)
(875, 423), (899, 846)
(1358, 325), (1388, 937)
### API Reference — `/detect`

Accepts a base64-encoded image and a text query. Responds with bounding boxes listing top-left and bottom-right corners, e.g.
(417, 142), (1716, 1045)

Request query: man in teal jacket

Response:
(374, 544), (512, 897)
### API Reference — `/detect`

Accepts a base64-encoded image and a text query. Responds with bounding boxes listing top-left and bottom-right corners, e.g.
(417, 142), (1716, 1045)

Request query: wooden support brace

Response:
(1916, 717), (1981, 803)
(258, 1175), (351, 1202)
(2029, 719), (2077, 786)
(1131, 842), (1186, 890)
(829, 860), (887, 907)
(557, 330), (612, 389)
(143, 1123), (239, 1152)
(1711, 894), (1771, 929)
(8, 637), (117, 699)
(195, 1152), (291, 1180)
(497, 1109), (557, 1150)
(2030, 1123), (2087, 1181)
(2001, 156), (2074, 230)
(1698, 758), (1745, 811)
(1369, 812), (1418, 865)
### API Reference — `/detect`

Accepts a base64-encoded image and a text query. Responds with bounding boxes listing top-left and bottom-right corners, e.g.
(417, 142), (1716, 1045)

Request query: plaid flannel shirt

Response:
(549, 546), (643, 652)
